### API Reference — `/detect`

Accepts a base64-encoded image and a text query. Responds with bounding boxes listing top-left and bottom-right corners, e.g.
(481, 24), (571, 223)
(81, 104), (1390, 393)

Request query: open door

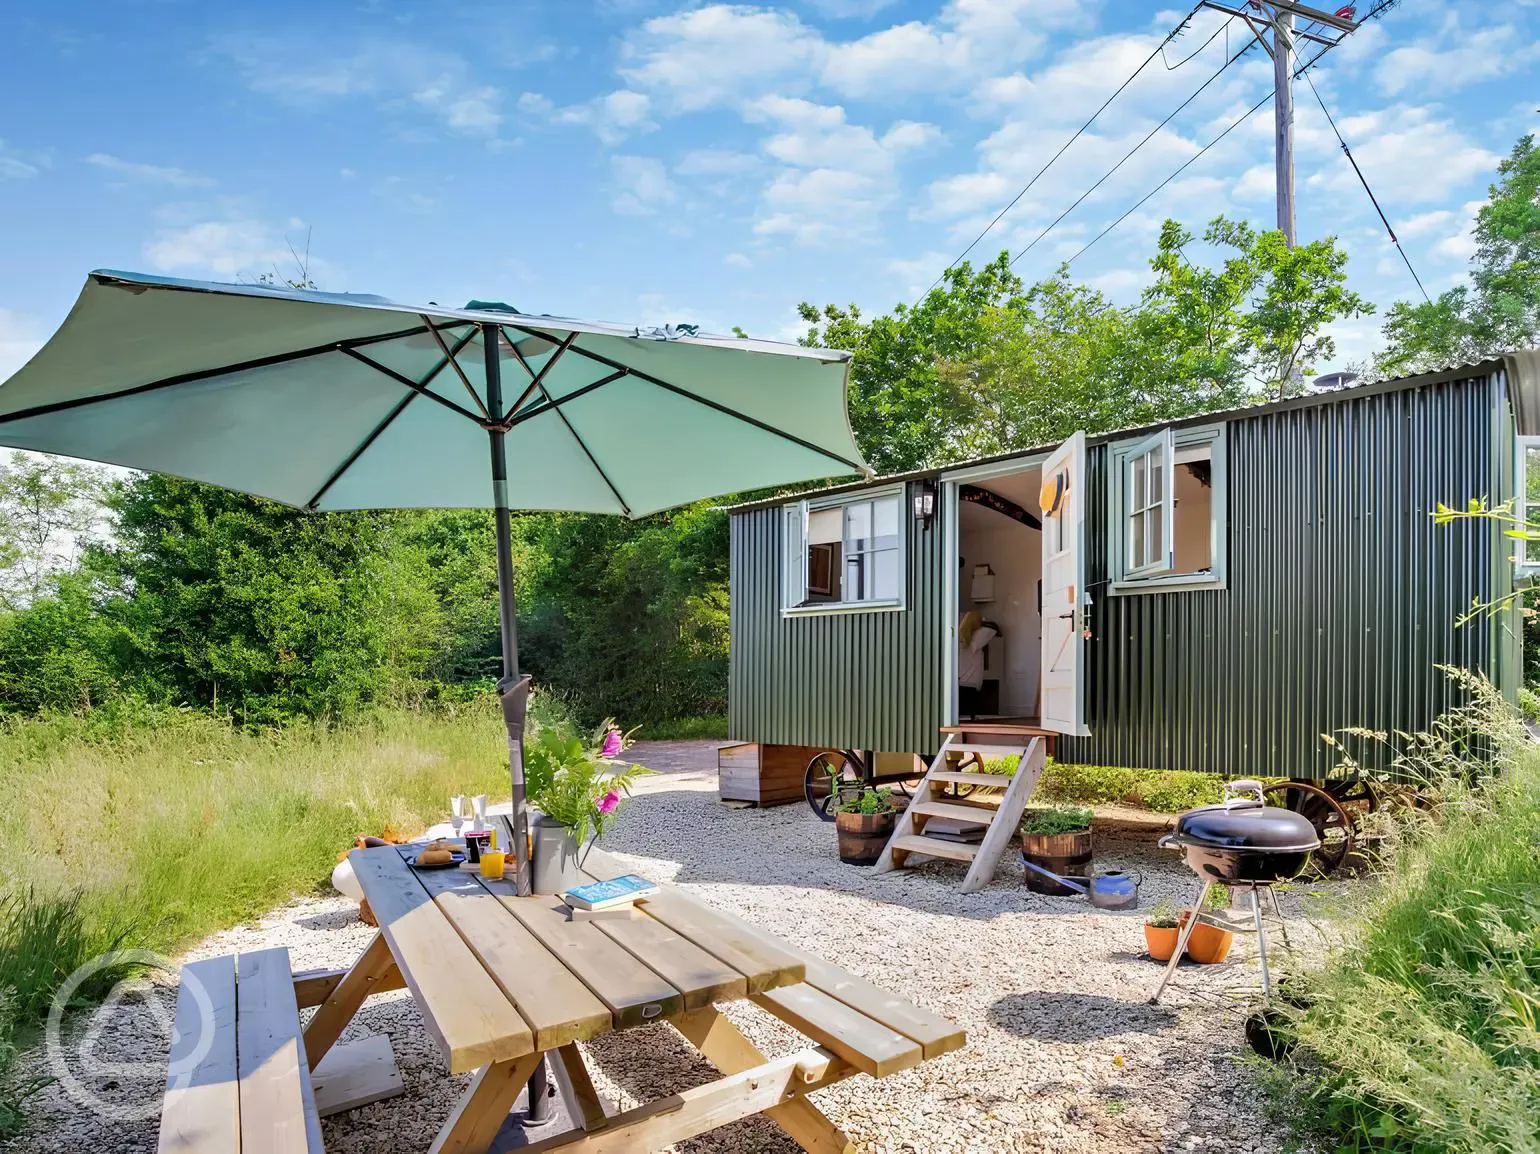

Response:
(1040, 431), (1089, 736)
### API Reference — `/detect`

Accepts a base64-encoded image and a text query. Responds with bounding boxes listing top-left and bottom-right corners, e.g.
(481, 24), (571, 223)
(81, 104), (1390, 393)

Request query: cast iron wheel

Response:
(1322, 776), (1378, 823)
(1261, 780), (1355, 877)
(805, 750), (865, 821)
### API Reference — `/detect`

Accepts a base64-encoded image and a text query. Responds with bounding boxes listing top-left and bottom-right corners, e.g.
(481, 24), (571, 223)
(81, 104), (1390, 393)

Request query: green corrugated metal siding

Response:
(731, 371), (1517, 775)
(728, 480), (946, 753)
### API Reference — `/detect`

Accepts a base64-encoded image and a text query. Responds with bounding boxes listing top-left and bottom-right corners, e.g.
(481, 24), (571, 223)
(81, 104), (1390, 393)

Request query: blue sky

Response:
(1, 0), (1536, 383)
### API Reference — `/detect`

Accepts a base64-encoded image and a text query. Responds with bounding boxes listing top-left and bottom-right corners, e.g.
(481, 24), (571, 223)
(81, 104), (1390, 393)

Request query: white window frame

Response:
(781, 484), (907, 616)
(1108, 423), (1228, 594)
(1516, 435), (1540, 574)
(1121, 427), (1174, 578)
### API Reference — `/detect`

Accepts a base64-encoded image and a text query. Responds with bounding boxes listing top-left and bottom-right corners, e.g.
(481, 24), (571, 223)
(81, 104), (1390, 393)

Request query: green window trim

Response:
(1108, 423), (1228, 594)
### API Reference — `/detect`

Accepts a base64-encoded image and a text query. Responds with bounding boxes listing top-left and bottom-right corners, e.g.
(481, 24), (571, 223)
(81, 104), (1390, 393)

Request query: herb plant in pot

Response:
(525, 720), (649, 895)
(1020, 805), (1094, 895)
(1179, 884), (1234, 964)
(835, 787), (896, 864)
(1143, 897), (1180, 961)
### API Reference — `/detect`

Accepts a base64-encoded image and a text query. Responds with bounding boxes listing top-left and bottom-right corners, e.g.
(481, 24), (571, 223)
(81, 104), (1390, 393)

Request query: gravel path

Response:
(14, 741), (1333, 1153)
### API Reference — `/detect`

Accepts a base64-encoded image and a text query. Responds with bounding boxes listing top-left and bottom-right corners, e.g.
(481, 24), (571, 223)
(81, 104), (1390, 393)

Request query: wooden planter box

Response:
(717, 743), (832, 807)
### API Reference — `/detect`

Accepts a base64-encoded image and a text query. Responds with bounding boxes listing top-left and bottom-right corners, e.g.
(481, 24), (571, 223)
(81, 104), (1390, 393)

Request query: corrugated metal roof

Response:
(725, 355), (1513, 514)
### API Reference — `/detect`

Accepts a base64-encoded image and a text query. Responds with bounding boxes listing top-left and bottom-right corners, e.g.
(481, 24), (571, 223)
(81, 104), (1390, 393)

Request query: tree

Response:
(0, 452), (113, 611)
(1377, 134), (1540, 376)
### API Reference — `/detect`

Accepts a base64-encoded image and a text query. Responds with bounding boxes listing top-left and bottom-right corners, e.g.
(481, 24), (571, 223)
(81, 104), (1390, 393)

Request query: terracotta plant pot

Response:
(1179, 910), (1235, 964)
(1143, 923), (1180, 961)
(836, 809), (896, 864)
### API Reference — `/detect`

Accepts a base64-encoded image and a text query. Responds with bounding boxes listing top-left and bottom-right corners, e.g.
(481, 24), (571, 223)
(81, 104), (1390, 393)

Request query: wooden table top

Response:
(348, 842), (808, 1074)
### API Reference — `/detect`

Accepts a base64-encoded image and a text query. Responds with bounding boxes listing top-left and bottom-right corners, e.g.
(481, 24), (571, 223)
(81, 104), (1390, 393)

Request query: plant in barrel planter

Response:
(1143, 897), (1181, 961)
(525, 720), (649, 895)
(1020, 805), (1095, 895)
(835, 787), (896, 865)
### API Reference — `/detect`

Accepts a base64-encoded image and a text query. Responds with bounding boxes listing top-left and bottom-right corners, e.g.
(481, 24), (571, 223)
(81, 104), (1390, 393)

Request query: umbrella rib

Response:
(339, 347), (486, 424)
(305, 327), (480, 510)
(504, 369), (627, 428)
(495, 331), (578, 425)
(531, 379), (632, 517)
(0, 322), (451, 428)
(503, 324), (867, 475)
(421, 315), (490, 420)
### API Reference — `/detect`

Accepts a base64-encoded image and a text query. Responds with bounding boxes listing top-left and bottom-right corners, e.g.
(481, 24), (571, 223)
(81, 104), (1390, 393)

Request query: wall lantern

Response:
(912, 480), (937, 529)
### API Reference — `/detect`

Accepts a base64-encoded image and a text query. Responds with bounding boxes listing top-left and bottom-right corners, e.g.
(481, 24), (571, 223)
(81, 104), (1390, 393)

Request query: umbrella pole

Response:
(485, 324), (556, 1128)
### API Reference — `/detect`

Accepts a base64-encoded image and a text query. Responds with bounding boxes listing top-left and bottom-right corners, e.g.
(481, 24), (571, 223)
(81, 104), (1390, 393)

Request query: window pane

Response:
(873, 495), (899, 539)
(871, 548), (898, 600)
(1149, 449), (1163, 502)
(845, 501), (872, 550)
(1130, 455), (1145, 509)
(1149, 503), (1164, 566)
(1131, 509), (1146, 568)
(808, 507), (843, 545)
(846, 553), (865, 600)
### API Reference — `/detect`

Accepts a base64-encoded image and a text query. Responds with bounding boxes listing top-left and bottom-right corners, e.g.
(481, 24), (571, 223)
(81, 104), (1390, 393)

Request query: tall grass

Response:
(1272, 674), (1540, 1153)
(0, 697), (563, 1136)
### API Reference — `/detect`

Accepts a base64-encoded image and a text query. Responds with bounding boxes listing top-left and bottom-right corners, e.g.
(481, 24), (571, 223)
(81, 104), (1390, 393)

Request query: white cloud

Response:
(85, 153), (214, 188)
(724, 251), (753, 268)
(0, 140), (42, 180)
(0, 309), (44, 382)
(1306, 107), (1499, 204)
(143, 214), (317, 279)
(212, 36), (505, 136)
(610, 155), (677, 215)
(748, 96), (939, 174)
(1233, 163), (1273, 202)
(1396, 209), (1456, 239)
(675, 149), (760, 177)
(803, 0), (901, 17)
(756, 167), (884, 244)
(1375, 18), (1535, 97)
(619, 6), (825, 112)
(519, 88), (656, 145)
(1430, 199), (1485, 262)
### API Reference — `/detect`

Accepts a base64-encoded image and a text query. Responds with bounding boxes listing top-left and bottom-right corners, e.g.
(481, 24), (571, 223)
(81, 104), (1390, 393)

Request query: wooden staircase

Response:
(872, 733), (1047, 893)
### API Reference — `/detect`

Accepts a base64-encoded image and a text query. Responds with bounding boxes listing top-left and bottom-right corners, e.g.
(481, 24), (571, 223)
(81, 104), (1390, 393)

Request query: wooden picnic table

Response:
(301, 837), (964, 1154)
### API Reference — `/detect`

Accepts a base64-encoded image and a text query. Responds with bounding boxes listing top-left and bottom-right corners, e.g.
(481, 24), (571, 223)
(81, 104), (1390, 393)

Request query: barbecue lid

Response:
(1168, 800), (1321, 851)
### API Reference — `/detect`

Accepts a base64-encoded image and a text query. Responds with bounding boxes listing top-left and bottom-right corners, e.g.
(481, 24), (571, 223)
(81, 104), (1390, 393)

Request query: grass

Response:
(0, 695), (569, 1137)
(631, 714), (728, 741)
(1265, 678), (1540, 1153)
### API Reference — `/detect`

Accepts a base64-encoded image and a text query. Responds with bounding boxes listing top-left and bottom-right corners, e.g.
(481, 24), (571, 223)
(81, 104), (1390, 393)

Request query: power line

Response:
(1300, 68), (1431, 303)
(923, 3), (1220, 294)
(1007, 31), (1260, 269)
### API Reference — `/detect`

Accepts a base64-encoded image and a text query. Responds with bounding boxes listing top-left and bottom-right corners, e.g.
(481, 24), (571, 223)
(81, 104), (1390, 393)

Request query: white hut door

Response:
(1040, 431), (1088, 736)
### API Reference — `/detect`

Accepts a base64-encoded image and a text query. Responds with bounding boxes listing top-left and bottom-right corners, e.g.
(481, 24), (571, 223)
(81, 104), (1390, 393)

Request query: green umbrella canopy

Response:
(0, 271), (869, 513)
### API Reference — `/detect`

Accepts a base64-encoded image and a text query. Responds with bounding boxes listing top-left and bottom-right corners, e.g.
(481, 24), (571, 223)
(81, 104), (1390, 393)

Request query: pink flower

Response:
(597, 790), (621, 815)
(600, 729), (623, 759)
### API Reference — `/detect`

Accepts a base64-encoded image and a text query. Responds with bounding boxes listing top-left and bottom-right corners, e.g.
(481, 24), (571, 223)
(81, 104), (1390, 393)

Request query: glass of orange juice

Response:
(479, 850), (506, 880)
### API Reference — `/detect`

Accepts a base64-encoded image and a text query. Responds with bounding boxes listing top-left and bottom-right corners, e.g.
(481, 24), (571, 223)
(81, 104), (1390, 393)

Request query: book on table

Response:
(562, 874), (659, 911)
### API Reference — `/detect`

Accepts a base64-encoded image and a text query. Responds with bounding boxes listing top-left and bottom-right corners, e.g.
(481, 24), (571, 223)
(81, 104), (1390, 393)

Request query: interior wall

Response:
(959, 511), (1042, 717)
(1172, 464), (1213, 575)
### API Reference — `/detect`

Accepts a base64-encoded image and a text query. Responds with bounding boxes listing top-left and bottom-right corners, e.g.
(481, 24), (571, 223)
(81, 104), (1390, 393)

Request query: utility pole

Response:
(1199, 1), (1358, 248)
(1271, 6), (1296, 246)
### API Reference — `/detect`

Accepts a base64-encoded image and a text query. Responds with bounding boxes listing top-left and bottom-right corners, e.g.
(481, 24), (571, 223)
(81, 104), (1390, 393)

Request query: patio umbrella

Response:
(0, 270), (869, 895)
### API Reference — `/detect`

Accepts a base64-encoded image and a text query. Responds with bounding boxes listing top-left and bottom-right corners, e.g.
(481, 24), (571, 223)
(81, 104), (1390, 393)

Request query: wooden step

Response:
(930, 769), (1011, 788)
(889, 834), (979, 863)
(909, 800), (995, 826)
(945, 744), (1026, 760)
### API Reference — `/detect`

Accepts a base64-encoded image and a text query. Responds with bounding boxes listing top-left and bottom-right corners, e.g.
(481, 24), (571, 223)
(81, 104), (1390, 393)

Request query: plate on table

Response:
(411, 851), (466, 870)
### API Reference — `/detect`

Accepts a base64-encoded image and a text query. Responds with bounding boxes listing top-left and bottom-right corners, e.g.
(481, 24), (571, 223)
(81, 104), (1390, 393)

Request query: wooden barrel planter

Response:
(1021, 829), (1093, 895)
(836, 810), (895, 865)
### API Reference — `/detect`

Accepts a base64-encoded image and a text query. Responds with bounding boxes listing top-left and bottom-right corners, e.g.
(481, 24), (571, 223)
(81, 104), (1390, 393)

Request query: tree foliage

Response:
(1377, 134), (1540, 376)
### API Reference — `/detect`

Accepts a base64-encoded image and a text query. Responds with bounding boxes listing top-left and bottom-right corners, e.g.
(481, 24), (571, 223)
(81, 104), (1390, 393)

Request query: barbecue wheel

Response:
(804, 750), (864, 822)
(1261, 780), (1355, 876)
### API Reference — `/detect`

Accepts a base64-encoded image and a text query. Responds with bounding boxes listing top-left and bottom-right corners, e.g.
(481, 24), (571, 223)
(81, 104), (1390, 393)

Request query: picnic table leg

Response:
(429, 1051), (544, 1154)
(552, 1044), (608, 1132)
(674, 1007), (855, 1154)
(302, 931), (398, 1069)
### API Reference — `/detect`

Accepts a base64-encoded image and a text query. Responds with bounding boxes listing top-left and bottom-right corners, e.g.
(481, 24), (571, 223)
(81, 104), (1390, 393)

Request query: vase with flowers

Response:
(524, 718), (649, 894)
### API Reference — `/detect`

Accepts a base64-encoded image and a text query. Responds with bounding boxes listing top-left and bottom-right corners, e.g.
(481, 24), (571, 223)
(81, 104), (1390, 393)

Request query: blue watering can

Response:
(1021, 862), (1143, 910)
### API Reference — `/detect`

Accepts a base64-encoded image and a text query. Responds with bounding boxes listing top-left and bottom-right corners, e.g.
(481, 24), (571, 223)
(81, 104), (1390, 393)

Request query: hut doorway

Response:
(947, 463), (1044, 724)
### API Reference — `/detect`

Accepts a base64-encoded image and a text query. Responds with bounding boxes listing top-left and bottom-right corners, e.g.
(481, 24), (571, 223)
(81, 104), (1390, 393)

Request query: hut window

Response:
(1518, 436), (1540, 570)
(1108, 423), (1227, 593)
(783, 487), (905, 613)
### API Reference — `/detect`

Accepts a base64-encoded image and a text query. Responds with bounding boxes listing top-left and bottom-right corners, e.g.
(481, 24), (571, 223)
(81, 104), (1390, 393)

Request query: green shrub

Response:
(1036, 760), (1226, 812)
(1021, 805), (1094, 836)
(1271, 681), (1540, 1153)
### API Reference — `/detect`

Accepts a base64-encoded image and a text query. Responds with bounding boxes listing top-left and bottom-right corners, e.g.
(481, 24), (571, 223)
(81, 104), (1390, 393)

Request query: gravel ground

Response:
(14, 741), (1337, 1154)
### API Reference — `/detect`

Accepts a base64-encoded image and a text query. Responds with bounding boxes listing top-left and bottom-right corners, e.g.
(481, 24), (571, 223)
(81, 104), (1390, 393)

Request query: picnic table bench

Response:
(157, 836), (965, 1154)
